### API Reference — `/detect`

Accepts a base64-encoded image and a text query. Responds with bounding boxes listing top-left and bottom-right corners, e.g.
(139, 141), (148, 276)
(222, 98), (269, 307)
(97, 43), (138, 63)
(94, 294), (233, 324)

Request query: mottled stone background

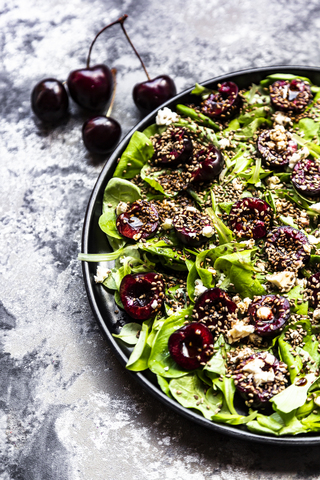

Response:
(2, 0), (320, 479)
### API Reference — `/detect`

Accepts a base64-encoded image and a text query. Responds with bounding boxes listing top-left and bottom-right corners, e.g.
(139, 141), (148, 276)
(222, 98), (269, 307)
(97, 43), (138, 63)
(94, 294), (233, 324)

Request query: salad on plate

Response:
(80, 73), (320, 437)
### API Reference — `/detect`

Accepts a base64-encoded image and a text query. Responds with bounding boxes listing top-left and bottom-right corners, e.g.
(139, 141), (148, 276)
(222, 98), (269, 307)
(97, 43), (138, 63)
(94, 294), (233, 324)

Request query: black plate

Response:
(81, 65), (320, 445)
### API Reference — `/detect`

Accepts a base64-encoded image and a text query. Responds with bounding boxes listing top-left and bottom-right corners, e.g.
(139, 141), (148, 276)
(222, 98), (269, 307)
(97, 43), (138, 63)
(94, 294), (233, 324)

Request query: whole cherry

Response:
(120, 17), (177, 114)
(31, 78), (69, 123)
(67, 16), (127, 111)
(82, 68), (121, 154)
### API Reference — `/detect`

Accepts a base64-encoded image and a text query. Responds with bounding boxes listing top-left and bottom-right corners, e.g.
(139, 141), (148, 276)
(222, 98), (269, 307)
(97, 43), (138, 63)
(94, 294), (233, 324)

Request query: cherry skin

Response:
(31, 78), (69, 123)
(67, 64), (113, 111)
(133, 75), (177, 114)
(82, 116), (121, 154)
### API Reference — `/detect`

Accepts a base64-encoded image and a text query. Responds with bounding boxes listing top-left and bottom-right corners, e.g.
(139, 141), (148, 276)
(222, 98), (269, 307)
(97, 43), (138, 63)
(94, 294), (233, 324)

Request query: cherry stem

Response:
(86, 14), (129, 69)
(106, 68), (117, 118)
(119, 17), (151, 81)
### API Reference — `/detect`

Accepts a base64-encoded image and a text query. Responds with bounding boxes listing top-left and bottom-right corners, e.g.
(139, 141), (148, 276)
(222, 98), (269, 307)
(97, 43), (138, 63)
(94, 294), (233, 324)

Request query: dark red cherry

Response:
(120, 272), (164, 321)
(31, 78), (69, 123)
(116, 200), (159, 241)
(200, 81), (241, 119)
(152, 127), (193, 167)
(233, 352), (288, 407)
(257, 128), (297, 169)
(173, 207), (214, 247)
(67, 64), (113, 111)
(193, 287), (237, 329)
(248, 295), (290, 337)
(229, 197), (272, 240)
(269, 79), (312, 112)
(133, 75), (177, 114)
(168, 322), (214, 370)
(191, 145), (224, 182)
(265, 226), (311, 271)
(306, 272), (320, 308)
(82, 115), (121, 154)
(291, 157), (320, 197)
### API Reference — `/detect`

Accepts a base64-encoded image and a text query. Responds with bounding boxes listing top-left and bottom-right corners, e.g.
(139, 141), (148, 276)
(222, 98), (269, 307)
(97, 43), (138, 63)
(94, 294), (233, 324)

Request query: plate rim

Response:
(81, 64), (320, 445)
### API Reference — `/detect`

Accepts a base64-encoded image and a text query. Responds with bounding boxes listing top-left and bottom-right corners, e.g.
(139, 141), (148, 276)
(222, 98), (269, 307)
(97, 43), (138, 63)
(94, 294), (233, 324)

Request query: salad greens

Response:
(79, 72), (320, 437)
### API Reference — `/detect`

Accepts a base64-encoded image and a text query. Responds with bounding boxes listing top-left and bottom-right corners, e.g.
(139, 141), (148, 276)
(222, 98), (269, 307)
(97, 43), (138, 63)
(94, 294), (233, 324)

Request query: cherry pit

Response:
(31, 14), (177, 155)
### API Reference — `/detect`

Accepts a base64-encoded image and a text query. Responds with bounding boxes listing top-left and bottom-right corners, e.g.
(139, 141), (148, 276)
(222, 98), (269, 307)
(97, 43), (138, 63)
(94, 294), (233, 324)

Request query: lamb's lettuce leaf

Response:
(260, 73), (312, 88)
(191, 82), (212, 99)
(113, 323), (142, 345)
(143, 123), (167, 138)
(169, 374), (223, 420)
(271, 374), (317, 414)
(175, 119), (219, 147)
(148, 307), (193, 378)
(296, 117), (320, 142)
(176, 104), (220, 130)
(113, 131), (154, 178)
(126, 319), (154, 371)
(233, 118), (272, 140)
(286, 285), (308, 315)
(102, 177), (141, 211)
(99, 208), (123, 240)
(157, 375), (173, 398)
(206, 206), (234, 244)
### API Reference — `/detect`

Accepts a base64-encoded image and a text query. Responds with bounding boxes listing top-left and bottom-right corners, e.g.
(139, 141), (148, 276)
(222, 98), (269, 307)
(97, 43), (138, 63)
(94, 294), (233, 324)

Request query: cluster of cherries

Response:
(115, 77), (320, 407)
(31, 15), (176, 155)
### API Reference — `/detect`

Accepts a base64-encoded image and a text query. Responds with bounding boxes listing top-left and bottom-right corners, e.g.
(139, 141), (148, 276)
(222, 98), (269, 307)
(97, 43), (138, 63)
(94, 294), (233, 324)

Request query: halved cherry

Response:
(306, 272), (320, 308)
(120, 272), (164, 321)
(269, 79), (313, 112)
(291, 157), (320, 197)
(248, 295), (290, 337)
(168, 322), (214, 370)
(173, 207), (214, 247)
(265, 226), (311, 271)
(200, 81), (241, 119)
(233, 351), (288, 407)
(191, 145), (224, 182)
(116, 200), (159, 241)
(257, 128), (297, 169)
(152, 126), (193, 167)
(193, 287), (237, 328)
(229, 197), (272, 240)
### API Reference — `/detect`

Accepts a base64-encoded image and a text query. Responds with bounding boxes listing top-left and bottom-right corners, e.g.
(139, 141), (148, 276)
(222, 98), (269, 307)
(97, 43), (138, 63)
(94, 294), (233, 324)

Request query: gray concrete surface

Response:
(2, 0), (320, 478)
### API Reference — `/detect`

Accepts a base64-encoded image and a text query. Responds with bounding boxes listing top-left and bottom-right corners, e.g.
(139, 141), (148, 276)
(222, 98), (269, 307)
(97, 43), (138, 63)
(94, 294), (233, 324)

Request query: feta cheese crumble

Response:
(151, 300), (158, 309)
(310, 202), (320, 214)
(218, 138), (230, 149)
(273, 111), (292, 126)
(155, 107), (180, 126)
(308, 235), (320, 245)
(116, 201), (128, 215)
(266, 175), (281, 189)
(227, 321), (255, 343)
(242, 357), (275, 386)
(162, 218), (173, 230)
(288, 147), (309, 170)
(231, 178), (243, 191)
(186, 206), (198, 213)
(266, 271), (296, 292)
(94, 264), (111, 283)
(313, 309), (320, 321)
(243, 238), (255, 249)
(194, 279), (208, 298)
(232, 296), (252, 314)
(202, 225), (214, 238)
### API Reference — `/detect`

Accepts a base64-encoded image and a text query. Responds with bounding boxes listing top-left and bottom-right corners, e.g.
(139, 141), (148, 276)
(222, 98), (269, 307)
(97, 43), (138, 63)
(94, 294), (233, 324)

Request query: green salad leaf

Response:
(113, 131), (154, 178)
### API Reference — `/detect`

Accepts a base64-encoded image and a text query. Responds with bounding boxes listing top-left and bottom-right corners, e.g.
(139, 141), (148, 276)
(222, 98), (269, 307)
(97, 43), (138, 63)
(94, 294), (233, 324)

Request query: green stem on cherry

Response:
(119, 17), (151, 81)
(86, 14), (129, 69)
(106, 68), (117, 118)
